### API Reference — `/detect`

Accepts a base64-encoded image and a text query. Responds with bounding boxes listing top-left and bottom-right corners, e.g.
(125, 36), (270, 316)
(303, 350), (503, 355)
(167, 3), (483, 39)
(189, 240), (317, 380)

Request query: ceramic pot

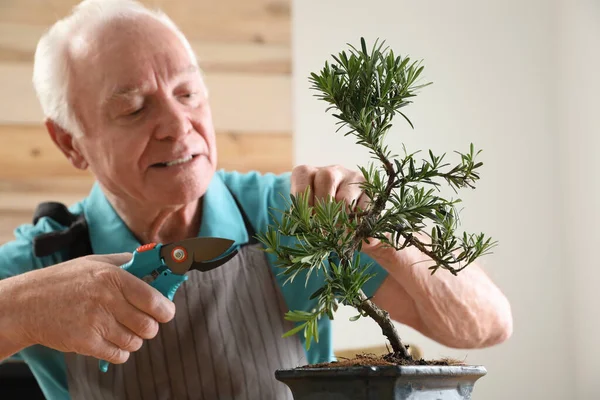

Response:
(276, 364), (487, 400)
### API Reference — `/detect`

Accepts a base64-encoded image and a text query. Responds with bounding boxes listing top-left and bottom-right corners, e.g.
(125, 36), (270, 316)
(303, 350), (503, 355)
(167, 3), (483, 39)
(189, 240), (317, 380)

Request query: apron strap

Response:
(30, 184), (261, 259)
(31, 202), (93, 259)
(226, 188), (259, 245)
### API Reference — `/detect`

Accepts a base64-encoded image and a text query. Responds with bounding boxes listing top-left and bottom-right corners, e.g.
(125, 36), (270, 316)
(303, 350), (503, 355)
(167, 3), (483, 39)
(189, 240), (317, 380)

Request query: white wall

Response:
(557, 0), (600, 399)
(292, 1), (585, 399)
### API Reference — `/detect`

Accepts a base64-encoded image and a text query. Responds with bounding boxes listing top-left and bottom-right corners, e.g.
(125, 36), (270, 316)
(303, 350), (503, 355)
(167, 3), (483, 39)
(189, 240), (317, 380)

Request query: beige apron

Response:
(63, 242), (306, 400)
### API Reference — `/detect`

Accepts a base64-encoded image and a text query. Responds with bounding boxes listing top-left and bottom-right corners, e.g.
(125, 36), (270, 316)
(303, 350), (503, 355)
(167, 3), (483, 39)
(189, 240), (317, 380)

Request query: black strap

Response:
(31, 186), (258, 259)
(32, 202), (93, 259)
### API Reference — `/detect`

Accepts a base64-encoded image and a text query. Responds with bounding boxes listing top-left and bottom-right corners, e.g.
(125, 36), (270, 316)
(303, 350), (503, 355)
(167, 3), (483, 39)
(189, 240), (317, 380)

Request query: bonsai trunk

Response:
(357, 290), (411, 359)
(343, 150), (412, 360)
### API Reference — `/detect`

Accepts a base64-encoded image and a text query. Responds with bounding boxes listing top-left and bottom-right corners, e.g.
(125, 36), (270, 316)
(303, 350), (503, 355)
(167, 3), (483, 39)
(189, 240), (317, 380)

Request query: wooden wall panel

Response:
(0, 22), (290, 74)
(0, 63), (291, 132)
(0, 125), (292, 180)
(0, 0), (293, 245)
(0, 0), (290, 45)
(0, 126), (292, 245)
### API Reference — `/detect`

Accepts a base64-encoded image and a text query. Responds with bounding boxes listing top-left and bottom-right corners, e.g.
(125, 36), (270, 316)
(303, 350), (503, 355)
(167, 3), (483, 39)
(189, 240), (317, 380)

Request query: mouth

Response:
(151, 154), (200, 168)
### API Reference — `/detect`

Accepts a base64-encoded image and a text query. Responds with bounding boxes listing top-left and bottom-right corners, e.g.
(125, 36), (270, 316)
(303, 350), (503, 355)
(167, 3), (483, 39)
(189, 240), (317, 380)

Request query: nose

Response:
(154, 98), (192, 141)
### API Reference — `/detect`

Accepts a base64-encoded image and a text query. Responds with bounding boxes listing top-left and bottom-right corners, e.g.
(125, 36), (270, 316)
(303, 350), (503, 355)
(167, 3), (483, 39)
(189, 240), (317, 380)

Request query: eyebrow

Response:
(174, 64), (201, 80)
(103, 64), (201, 105)
(103, 85), (147, 107)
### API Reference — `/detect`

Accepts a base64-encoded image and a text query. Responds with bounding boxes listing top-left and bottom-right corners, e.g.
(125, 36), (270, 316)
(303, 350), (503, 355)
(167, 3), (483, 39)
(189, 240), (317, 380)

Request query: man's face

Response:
(67, 16), (217, 207)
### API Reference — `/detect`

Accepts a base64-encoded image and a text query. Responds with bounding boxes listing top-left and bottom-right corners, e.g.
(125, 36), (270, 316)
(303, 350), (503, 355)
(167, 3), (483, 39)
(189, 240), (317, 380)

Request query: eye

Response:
(109, 95), (146, 121)
(178, 92), (196, 101)
(177, 91), (202, 108)
(127, 107), (144, 116)
(122, 103), (146, 118)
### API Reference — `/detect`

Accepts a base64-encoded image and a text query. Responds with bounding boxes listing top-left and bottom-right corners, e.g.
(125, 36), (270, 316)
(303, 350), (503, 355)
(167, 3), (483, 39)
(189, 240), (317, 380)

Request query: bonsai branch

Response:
(398, 232), (465, 275)
(256, 38), (496, 367)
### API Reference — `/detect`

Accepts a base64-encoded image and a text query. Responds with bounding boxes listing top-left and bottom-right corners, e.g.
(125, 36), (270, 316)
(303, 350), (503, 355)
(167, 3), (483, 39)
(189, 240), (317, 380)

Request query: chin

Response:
(143, 154), (216, 205)
(155, 173), (213, 206)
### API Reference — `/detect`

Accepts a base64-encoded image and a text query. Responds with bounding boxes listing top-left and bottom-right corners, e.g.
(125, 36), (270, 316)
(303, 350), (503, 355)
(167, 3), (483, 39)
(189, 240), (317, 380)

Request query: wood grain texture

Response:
(0, 210), (38, 244)
(0, 22), (291, 74)
(0, 63), (291, 132)
(0, 125), (292, 244)
(0, 0), (290, 45)
(0, 177), (93, 244)
(0, 124), (292, 179)
(0, 0), (292, 128)
(0, 0), (293, 245)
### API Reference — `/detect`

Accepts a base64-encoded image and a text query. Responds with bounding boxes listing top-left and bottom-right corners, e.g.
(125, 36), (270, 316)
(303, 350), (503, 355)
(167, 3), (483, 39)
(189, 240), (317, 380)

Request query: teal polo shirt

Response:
(0, 170), (388, 400)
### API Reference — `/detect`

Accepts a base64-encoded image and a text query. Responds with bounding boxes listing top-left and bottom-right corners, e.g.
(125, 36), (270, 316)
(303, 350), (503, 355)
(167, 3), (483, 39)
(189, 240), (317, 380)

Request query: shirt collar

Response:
(83, 172), (249, 255)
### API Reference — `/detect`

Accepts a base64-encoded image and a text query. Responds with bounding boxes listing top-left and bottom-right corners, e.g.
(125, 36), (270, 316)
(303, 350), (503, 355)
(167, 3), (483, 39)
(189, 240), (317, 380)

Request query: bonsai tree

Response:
(257, 38), (496, 363)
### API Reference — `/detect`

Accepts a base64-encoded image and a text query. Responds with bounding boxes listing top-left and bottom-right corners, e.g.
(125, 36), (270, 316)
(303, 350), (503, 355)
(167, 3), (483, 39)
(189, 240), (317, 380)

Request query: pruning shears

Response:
(98, 236), (237, 372)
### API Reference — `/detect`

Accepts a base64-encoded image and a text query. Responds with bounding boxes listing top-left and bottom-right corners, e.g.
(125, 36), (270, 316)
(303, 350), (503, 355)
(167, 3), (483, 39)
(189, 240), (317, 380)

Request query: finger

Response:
(118, 271), (176, 323)
(112, 300), (160, 340)
(291, 165), (317, 205)
(335, 181), (363, 210)
(356, 191), (371, 211)
(314, 166), (344, 203)
(336, 172), (366, 209)
(103, 320), (144, 353)
(96, 340), (131, 365)
(69, 329), (130, 364)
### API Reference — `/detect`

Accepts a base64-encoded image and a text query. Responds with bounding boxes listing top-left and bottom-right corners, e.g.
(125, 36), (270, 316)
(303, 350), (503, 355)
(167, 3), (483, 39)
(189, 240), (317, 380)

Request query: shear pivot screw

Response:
(172, 247), (187, 262)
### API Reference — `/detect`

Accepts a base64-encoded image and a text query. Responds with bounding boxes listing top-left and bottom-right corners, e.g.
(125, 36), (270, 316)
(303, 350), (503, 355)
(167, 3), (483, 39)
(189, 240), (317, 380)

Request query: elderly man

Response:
(0, 0), (512, 399)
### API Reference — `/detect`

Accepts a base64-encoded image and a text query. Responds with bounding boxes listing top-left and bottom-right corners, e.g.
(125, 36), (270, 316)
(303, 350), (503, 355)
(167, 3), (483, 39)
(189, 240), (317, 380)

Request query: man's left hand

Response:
(290, 164), (369, 210)
(290, 164), (385, 252)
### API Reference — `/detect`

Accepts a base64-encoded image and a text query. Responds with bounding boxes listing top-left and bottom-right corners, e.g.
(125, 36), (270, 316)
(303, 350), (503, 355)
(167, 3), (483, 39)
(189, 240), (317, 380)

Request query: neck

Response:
(103, 190), (202, 245)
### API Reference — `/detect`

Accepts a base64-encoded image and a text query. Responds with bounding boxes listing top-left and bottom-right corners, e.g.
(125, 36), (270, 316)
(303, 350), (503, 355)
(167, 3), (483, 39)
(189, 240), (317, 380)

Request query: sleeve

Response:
(0, 218), (68, 280)
(219, 170), (389, 363)
(0, 226), (41, 280)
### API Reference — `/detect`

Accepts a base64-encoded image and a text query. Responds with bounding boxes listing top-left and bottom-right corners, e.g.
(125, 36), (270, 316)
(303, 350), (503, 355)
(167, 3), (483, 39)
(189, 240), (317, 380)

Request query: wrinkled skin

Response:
(0, 10), (512, 364)
(48, 15), (216, 245)
(4, 15), (212, 362)
(290, 164), (513, 349)
(0, 254), (175, 363)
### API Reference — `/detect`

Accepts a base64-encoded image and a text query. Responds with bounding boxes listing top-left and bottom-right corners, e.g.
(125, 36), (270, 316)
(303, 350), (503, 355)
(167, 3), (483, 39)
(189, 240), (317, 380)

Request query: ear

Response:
(45, 119), (89, 170)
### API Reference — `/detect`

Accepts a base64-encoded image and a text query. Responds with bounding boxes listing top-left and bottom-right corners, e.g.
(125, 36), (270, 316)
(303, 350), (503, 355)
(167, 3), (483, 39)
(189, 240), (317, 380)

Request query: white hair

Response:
(32, 0), (198, 137)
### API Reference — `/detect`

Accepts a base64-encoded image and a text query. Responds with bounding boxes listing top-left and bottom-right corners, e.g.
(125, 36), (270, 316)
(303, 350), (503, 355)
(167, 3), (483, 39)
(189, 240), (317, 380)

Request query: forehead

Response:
(69, 15), (198, 99)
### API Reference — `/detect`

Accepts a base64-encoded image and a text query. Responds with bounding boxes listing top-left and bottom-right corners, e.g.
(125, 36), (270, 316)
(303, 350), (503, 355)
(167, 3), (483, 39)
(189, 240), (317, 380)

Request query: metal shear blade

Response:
(160, 237), (237, 275)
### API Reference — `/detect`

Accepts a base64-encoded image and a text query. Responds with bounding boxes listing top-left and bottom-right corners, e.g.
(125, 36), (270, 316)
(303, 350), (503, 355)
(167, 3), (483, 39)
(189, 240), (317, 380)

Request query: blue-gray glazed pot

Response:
(276, 364), (487, 400)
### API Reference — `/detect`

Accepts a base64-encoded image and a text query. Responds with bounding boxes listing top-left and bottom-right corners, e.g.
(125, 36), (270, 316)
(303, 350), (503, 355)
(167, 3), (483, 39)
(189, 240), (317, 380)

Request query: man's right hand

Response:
(0, 253), (176, 363)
